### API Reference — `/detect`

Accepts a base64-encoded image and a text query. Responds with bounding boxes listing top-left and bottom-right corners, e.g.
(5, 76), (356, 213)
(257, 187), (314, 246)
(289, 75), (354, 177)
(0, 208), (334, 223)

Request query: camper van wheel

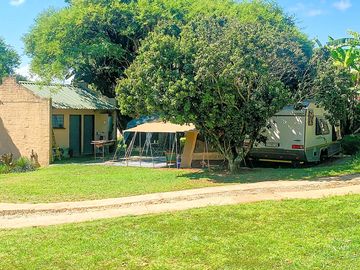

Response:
(245, 158), (255, 168)
(291, 161), (301, 168)
(320, 150), (328, 163)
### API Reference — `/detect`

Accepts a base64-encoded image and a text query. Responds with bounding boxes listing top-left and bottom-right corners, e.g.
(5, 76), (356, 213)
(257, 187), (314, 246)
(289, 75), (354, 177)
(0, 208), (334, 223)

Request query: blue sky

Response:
(0, 0), (359, 77)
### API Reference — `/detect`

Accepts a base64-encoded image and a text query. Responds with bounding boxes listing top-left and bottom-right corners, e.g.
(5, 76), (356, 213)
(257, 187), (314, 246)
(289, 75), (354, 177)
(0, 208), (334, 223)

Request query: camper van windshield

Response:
(316, 118), (330, 136)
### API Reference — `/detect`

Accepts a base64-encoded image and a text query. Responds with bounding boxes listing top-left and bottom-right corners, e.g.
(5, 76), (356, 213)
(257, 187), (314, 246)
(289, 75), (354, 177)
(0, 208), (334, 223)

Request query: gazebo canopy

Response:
(124, 122), (196, 134)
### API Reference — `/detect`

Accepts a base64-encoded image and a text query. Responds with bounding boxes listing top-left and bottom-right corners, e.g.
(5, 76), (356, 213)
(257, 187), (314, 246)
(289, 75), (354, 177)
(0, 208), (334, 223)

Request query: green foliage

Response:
(342, 134), (360, 155)
(324, 32), (360, 132)
(11, 157), (36, 173)
(0, 165), (9, 174)
(0, 155), (37, 175)
(24, 0), (308, 98)
(0, 38), (20, 81)
(307, 49), (355, 126)
(24, 0), (191, 96)
(327, 32), (360, 86)
(117, 12), (312, 171)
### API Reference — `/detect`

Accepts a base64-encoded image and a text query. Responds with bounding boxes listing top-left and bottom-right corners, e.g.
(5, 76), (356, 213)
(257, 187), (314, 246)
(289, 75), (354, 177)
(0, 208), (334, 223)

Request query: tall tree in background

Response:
(24, 0), (238, 129)
(0, 38), (20, 81)
(24, 0), (227, 97)
(117, 15), (312, 172)
(323, 31), (360, 133)
(24, 0), (310, 132)
(306, 49), (355, 130)
(24, 0), (303, 97)
(328, 31), (360, 88)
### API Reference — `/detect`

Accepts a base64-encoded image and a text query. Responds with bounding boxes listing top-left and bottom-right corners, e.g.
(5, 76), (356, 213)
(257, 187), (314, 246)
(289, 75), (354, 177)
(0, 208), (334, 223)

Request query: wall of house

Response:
(0, 77), (51, 166)
(52, 109), (116, 153)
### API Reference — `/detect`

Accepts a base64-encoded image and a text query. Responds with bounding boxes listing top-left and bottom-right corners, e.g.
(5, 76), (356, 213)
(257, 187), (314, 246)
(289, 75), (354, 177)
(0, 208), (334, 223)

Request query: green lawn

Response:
(0, 156), (359, 203)
(1, 195), (360, 269)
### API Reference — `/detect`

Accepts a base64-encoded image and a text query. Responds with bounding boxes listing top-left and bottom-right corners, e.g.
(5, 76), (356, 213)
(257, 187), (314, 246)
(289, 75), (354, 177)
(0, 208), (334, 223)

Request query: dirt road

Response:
(1, 174), (360, 229)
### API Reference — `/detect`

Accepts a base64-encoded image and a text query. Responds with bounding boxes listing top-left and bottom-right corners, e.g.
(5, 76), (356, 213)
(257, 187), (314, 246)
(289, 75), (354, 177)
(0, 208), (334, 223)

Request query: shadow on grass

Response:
(53, 155), (113, 165)
(183, 157), (359, 184)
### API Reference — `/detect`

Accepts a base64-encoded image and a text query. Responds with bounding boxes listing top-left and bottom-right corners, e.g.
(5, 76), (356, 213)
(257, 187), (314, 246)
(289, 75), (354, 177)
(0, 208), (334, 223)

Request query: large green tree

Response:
(24, 0), (224, 97)
(0, 38), (20, 81)
(117, 15), (312, 171)
(25, 0), (306, 131)
(24, 0), (302, 97)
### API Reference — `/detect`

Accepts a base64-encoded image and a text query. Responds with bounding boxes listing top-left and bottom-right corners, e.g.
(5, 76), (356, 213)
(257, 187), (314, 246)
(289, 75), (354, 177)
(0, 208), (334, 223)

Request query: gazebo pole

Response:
(150, 132), (155, 168)
(169, 132), (176, 168)
(126, 132), (137, 167)
(139, 132), (142, 167)
(175, 133), (179, 169)
(205, 137), (210, 170)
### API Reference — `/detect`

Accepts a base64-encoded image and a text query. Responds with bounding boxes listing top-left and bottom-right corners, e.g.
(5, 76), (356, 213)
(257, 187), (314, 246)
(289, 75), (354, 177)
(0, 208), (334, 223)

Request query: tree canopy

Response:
(116, 14), (312, 171)
(24, 0), (307, 98)
(313, 32), (360, 133)
(0, 38), (20, 81)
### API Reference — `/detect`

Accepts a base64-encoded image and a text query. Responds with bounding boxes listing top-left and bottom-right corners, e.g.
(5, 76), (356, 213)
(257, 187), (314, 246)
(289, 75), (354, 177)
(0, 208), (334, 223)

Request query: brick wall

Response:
(0, 77), (51, 166)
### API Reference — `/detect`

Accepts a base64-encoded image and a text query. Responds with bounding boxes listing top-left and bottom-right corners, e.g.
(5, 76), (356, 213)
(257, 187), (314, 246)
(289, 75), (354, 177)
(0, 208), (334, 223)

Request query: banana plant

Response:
(327, 32), (360, 88)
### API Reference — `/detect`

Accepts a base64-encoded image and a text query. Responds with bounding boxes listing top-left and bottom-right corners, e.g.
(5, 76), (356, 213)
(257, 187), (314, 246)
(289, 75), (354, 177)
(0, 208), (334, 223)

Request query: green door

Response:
(69, 115), (81, 156)
(83, 115), (95, 155)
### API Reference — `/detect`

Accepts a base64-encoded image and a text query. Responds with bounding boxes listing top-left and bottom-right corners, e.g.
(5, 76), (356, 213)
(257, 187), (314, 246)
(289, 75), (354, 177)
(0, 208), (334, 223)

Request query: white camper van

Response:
(248, 101), (342, 165)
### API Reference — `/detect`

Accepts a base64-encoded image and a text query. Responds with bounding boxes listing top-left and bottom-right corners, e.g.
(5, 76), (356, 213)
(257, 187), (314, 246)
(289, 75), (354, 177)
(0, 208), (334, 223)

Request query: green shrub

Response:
(0, 164), (10, 174)
(0, 155), (38, 174)
(342, 134), (360, 155)
(11, 157), (36, 173)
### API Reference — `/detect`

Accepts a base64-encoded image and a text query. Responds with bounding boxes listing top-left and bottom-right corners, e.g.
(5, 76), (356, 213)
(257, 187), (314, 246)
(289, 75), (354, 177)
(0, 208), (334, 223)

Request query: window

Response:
(308, 109), (314, 126)
(316, 118), (330, 135)
(52, 115), (64, 129)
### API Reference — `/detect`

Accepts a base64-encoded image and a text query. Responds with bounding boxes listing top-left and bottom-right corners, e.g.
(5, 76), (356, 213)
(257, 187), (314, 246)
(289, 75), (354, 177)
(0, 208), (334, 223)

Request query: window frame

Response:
(52, 114), (65, 129)
(315, 117), (330, 136)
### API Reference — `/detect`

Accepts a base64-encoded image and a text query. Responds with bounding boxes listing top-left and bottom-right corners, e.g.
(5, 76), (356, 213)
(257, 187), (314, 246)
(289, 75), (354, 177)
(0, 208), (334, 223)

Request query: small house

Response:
(0, 77), (117, 166)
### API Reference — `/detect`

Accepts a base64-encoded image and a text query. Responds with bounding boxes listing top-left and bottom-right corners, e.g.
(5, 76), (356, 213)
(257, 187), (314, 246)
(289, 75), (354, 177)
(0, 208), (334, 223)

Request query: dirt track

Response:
(1, 174), (360, 229)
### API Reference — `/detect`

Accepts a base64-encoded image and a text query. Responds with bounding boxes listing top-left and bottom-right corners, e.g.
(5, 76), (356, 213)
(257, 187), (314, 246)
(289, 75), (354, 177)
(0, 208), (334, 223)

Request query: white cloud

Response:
(9, 0), (25, 6)
(15, 64), (38, 81)
(15, 64), (74, 84)
(333, 0), (352, 11)
(288, 3), (306, 13)
(306, 9), (325, 17)
(288, 2), (326, 17)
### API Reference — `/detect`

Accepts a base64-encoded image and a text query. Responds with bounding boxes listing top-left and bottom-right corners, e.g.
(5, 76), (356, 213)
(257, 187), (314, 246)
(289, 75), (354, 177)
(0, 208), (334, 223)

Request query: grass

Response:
(188, 155), (360, 184)
(1, 195), (360, 269)
(0, 166), (214, 203)
(0, 156), (359, 203)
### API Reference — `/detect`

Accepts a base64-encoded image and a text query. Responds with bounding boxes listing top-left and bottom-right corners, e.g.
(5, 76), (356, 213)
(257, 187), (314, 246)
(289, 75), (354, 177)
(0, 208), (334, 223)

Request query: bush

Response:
(11, 157), (36, 173)
(0, 155), (37, 174)
(352, 152), (360, 164)
(0, 164), (10, 174)
(342, 134), (360, 155)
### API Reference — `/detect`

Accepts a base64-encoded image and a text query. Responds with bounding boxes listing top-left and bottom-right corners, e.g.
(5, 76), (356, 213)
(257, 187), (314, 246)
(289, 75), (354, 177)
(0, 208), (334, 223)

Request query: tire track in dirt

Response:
(1, 174), (359, 229)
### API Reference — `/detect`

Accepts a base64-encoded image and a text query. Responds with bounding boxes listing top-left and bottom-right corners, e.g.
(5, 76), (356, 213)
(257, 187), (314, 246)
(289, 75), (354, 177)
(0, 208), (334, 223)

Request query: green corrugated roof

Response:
(20, 81), (116, 110)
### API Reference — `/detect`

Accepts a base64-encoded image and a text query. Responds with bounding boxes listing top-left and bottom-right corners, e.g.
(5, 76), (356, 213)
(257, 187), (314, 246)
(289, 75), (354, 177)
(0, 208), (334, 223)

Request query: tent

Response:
(118, 121), (200, 168)
(124, 122), (196, 133)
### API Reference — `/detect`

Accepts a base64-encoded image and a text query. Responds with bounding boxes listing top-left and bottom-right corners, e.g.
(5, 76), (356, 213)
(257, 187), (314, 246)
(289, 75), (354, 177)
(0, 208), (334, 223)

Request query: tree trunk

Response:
(116, 110), (132, 133)
(225, 151), (244, 173)
(228, 157), (243, 173)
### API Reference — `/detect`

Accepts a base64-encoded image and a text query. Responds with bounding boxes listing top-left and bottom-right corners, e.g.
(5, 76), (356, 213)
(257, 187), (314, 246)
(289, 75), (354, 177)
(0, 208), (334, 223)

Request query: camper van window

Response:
(316, 118), (330, 135)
